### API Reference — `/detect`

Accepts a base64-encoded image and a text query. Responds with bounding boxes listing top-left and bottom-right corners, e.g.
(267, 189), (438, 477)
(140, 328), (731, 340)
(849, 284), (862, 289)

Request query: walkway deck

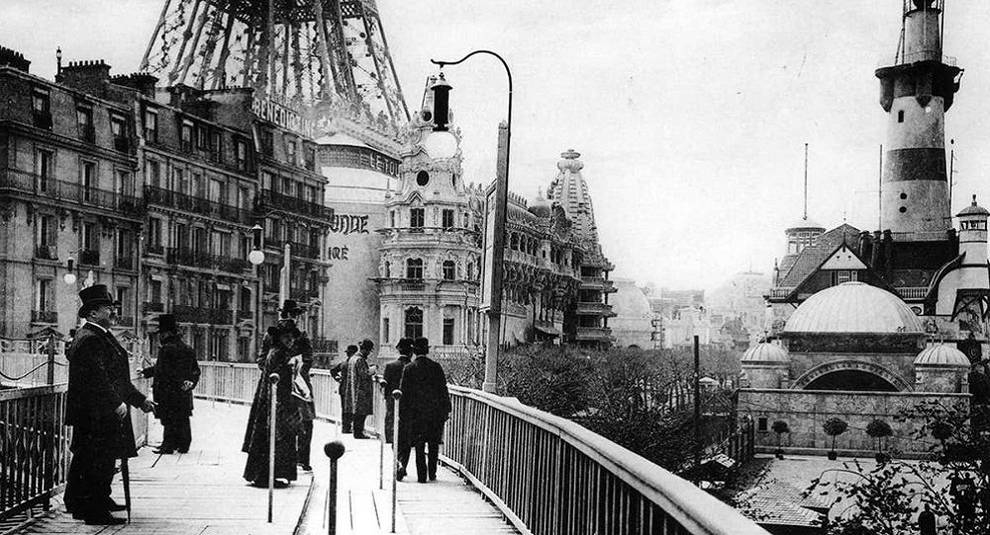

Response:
(8, 401), (518, 535)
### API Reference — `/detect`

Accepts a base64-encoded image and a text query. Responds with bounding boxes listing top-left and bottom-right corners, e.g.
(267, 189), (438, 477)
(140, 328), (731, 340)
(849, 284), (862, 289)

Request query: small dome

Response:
(786, 216), (825, 232)
(783, 282), (924, 334)
(957, 195), (990, 217)
(528, 188), (551, 217)
(741, 342), (789, 364)
(914, 344), (971, 367)
(557, 149), (584, 173)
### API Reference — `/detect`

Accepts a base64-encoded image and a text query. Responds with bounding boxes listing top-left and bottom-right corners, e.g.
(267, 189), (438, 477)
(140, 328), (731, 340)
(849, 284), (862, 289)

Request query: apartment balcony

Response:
(575, 326), (613, 341)
(576, 301), (617, 317)
(768, 287), (794, 300)
(144, 185), (253, 225)
(167, 247), (213, 270)
(172, 305), (233, 325)
(289, 241), (319, 259)
(31, 310), (57, 324)
(79, 249), (100, 266)
(34, 245), (58, 261)
(32, 110), (52, 130)
(258, 189), (326, 219)
(142, 302), (165, 314)
(0, 169), (144, 218)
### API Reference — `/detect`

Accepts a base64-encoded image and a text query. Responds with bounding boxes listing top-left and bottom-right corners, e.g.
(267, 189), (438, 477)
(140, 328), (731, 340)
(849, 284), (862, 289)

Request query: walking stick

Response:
(323, 441), (345, 535)
(267, 372), (279, 523)
(120, 411), (132, 522)
(391, 389), (402, 534)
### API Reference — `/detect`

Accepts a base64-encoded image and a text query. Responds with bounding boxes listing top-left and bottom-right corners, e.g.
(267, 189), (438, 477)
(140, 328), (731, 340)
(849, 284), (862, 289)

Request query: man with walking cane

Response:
(139, 314), (200, 454)
(399, 337), (451, 483)
(383, 338), (413, 479)
(64, 285), (156, 525)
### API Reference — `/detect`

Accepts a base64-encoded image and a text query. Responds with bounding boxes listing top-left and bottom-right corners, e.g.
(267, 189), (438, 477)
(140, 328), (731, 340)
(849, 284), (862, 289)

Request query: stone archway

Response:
(792, 359), (913, 392)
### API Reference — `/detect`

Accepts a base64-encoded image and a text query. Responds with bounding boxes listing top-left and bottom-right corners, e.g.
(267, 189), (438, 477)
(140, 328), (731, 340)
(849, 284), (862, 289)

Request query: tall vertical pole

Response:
(948, 139), (955, 211)
(390, 390), (402, 533)
(280, 243), (291, 307)
(878, 144), (883, 231)
(803, 142), (808, 220)
(693, 335), (701, 478)
(267, 373), (279, 523)
(46, 332), (56, 385)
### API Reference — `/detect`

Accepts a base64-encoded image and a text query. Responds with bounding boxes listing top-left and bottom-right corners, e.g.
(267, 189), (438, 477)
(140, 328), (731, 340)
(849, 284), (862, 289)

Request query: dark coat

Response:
(259, 322), (316, 420)
(242, 344), (300, 483)
(399, 355), (451, 444)
(66, 322), (147, 458)
(333, 354), (374, 415)
(142, 334), (200, 420)
(383, 356), (411, 444)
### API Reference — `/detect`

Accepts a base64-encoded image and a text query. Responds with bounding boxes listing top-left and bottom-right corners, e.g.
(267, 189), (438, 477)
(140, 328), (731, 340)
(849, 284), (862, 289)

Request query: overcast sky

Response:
(4, 1), (990, 290)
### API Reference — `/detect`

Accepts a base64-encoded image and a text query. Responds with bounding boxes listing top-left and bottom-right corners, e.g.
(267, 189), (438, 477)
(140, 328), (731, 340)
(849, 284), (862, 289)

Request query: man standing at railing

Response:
(383, 338), (413, 478)
(399, 337), (451, 483)
(139, 314), (200, 454)
(334, 340), (376, 438)
(64, 284), (157, 525)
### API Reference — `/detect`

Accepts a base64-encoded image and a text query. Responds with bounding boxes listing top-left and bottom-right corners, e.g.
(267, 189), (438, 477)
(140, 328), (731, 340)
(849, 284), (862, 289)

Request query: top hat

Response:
(345, 344), (359, 354)
(279, 300), (305, 318)
(156, 314), (178, 334)
(360, 339), (375, 352)
(413, 337), (430, 355)
(78, 284), (118, 316)
(395, 338), (414, 355)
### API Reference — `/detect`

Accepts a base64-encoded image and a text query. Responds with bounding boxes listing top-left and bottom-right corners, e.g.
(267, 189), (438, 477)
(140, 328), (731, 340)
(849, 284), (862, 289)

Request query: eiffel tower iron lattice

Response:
(140, 0), (409, 129)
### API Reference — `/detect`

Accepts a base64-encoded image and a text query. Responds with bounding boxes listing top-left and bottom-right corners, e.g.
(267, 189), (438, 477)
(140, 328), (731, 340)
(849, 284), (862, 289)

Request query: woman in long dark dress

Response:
(242, 325), (301, 487)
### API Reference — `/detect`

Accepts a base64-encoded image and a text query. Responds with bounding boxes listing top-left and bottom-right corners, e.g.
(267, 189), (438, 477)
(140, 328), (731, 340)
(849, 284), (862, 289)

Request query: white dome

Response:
(914, 344), (970, 367)
(419, 130), (458, 159)
(741, 342), (789, 364)
(783, 282), (924, 334)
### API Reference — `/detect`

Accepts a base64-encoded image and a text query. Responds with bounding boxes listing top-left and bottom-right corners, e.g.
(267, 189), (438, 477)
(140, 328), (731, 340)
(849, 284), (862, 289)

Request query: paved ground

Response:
(8, 401), (518, 535)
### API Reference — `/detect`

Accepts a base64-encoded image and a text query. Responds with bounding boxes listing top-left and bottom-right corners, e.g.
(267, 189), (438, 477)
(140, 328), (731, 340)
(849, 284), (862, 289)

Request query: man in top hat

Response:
(332, 345), (359, 433)
(64, 284), (157, 525)
(399, 337), (451, 483)
(385, 338), (414, 479)
(334, 340), (376, 438)
(140, 314), (200, 454)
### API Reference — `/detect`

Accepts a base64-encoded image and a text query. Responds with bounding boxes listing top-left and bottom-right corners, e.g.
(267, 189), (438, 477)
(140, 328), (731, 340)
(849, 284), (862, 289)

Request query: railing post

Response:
(323, 441), (345, 535)
(391, 389), (402, 534)
(46, 332), (55, 385)
(267, 372), (279, 523)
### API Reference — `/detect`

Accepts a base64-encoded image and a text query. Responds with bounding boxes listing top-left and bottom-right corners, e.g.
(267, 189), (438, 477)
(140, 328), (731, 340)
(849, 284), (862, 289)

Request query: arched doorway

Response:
(803, 370), (898, 392)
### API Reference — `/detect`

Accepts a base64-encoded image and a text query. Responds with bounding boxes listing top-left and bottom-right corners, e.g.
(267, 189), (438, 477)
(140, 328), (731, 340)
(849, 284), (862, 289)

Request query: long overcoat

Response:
(382, 356), (410, 444)
(142, 334), (200, 420)
(242, 345), (300, 483)
(66, 322), (147, 458)
(335, 354), (374, 416)
(398, 356), (451, 444)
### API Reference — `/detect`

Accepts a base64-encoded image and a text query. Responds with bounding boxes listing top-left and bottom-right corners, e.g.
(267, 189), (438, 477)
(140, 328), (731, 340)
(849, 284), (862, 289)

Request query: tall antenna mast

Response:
(803, 142), (809, 220)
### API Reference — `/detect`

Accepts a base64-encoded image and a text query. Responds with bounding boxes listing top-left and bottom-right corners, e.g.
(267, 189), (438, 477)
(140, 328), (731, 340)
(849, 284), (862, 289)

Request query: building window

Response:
(286, 139), (297, 165)
(443, 317), (455, 345)
(147, 160), (161, 187)
(442, 209), (455, 229)
(149, 218), (162, 250)
(32, 89), (51, 129)
(442, 260), (455, 280)
(235, 138), (249, 170)
(76, 106), (94, 142)
(111, 114), (128, 151)
(150, 280), (162, 303)
(406, 258), (424, 280)
(181, 121), (193, 152)
(261, 130), (274, 157)
(410, 208), (425, 229)
(758, 417), (768, 432)
(36, 149), (54, 192)
(390, 211), (396, 228)
(383, 261), (390, 278)
(416, 171), (429, 186)
(383, 318), (390, 344)
(404, 307), (423, 339)
(81, 161), (96, 202)
(117, 170), (134, 197)
(897, 110), (905, 123)
(467, 262), (474, 281)
(144, 109), (158, 142)
(37, 279), (54, 312)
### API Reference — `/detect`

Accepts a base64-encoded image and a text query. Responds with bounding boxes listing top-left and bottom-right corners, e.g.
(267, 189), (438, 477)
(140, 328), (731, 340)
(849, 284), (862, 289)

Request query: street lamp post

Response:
(249, 224), (266, 357)
(430, 50), (512, 394)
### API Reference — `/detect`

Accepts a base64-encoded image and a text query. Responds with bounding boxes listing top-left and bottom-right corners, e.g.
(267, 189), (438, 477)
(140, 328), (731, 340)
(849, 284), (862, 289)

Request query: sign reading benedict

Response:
(252, 97), (313, 137)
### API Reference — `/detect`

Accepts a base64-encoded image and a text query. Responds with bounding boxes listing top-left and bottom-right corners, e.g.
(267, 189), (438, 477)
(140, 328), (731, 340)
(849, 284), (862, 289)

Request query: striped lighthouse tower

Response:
(876, 0), (963, 235)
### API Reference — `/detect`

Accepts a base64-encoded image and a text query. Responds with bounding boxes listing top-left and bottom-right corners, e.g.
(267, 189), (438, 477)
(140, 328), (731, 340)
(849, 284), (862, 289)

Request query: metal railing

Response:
(190, 361), (768, 535)
(896, 286), (928, 299)
(0, 384), (70, 520)
(144, 185), (253, 225)
(0, 168), (143, 217)
(258, 190), (326, 219)
(443, 386), (769, 535)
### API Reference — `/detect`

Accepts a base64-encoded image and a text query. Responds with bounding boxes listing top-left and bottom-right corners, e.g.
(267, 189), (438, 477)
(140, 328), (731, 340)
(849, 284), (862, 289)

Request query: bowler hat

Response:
(279, 299), (305, 318)
(413, 337), (430, 355)
(345, 344), (359, 354)
(396, 338), (414, 355)
(360, 339), (375, 351)
(77, 284), (118, 317)
(156, 314), (178, 334)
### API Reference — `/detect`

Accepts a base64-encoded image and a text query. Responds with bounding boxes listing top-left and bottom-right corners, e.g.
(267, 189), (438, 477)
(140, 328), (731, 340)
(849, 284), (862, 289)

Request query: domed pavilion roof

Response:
(782, 282), (924, 335)
(741, 342), (789, 364)
(914, 344), (971, 367)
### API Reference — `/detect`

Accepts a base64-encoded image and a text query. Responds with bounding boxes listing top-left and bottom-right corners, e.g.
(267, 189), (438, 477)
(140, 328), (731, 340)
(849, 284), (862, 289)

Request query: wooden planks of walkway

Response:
(8, 401), (519, 535)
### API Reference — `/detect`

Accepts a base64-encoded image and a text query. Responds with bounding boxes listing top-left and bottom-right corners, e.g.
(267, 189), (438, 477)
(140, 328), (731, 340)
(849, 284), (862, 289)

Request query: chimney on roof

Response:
(112, 73), (159, 98)
(58, 59), (112, 94)
(0, 45), (31, 73)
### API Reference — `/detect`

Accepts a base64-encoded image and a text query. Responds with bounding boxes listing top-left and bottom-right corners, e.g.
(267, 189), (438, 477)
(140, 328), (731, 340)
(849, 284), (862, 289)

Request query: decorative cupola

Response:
(914, 344), (970, 393)
(957, 194), (989, 262)
(740, 342), (790, 389)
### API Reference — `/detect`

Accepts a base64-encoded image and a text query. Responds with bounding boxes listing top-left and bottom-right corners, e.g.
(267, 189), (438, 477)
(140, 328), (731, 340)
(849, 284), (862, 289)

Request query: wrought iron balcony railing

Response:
(34, 245), (58, 261)
(258, 189), (326, 219)
(172, 305), (234, 325)
(79, 249), (100, 266)
(0, 168), (143, 217)
(144, 185), (253, 225)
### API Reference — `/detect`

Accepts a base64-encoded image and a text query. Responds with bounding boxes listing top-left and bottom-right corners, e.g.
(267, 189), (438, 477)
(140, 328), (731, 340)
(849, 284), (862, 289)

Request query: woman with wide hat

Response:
(140, 314), (200, 454)
(242, 321), (302, 487)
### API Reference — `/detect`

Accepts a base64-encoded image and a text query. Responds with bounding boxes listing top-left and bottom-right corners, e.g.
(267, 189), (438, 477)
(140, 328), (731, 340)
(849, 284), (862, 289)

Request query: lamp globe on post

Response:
(249, 224), (266, 266)
(63, 257), (77, 285)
